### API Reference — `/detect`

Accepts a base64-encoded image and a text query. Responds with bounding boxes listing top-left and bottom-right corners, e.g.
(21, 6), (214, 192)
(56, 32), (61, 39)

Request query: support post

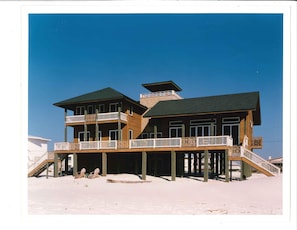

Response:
(102, 152), (107, 176)
(188, 153), (191, 175)
(118, 106), (122, 140)
(142, 151), (147, 180)
(64, 109), (67, 142)
(73, 153), (77, 176)
(171, 151), (176, 181)
(54, 153), (59, 177)
(95, 108), (99, 141)
(204, 150), (209, 182)
(225, 149), (229, 182)
(193, 153), (197, 175)
(84, 108), (87, 141)
(65, 154), (69, 174)
(154, 125), (157, 138)
(46, 162), (49, 179)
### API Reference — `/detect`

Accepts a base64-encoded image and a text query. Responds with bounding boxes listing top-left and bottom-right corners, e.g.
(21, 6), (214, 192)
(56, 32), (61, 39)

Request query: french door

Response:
(222, 124), (239, 145)
(169, 127), (183, 138)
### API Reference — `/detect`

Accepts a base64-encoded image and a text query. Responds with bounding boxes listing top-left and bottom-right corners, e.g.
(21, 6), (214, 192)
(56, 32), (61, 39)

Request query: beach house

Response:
(41, 80), (279, 181)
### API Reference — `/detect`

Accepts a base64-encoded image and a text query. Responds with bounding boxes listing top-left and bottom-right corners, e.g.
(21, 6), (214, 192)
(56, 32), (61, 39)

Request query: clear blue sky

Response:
(28, 14), (283, 159)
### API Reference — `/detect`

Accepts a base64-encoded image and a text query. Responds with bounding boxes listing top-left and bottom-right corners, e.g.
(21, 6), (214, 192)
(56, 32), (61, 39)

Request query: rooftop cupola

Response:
(140, 80), (182, 109)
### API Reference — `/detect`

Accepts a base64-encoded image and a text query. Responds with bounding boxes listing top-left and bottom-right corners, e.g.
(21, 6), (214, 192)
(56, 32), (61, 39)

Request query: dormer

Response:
(140, 80), (182, 109)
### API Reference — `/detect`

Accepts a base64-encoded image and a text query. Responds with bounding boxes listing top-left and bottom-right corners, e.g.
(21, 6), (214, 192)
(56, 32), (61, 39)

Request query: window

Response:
(98, 104), (105, 113)
(149, 132), (162, 138)
(169, 121), (183, 126)
(141, 133), (149, 139)
(169, 127), (182, 138)
(222, 117), (240, 123)
(78, 131), (90, 142)
(109, 103), (119, 112)
(190, 125), (216, 137)
(87, 105), (93, 114)
(109, 130), (122, 140)
(76, 106), (85, 115)
(129, 105), (133, 116)
(129, 129), (133, 140)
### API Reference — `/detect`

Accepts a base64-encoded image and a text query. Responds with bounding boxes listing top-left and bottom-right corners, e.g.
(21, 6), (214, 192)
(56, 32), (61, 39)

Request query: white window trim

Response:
(78, 131), (90, 142)
(222, 117), (240, 123)
(76, 106), (85, 115)
(169, 120), (183, 127)
(109, 103), (119, 112)
(109, 130), (122, 140)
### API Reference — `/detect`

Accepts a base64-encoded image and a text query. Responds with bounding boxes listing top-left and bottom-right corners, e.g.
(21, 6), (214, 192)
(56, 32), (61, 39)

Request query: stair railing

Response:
(240, 147), (280, 175)
(28, 151), (52, 173)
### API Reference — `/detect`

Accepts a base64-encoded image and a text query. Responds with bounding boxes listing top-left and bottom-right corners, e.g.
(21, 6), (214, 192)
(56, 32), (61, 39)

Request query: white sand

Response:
(28, 173), (282, 215)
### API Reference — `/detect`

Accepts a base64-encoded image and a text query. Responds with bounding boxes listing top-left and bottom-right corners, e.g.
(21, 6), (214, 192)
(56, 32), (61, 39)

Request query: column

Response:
(84, 108), (87, 141)
(204, 150), (209, 182)
(154, 125), (157, 138)
(102, 152), (107, 176)
(193, 153), (197, 174)
(118, 106), (122, 140)
(64, 108), (67, 142)
(54, 153), (59, 177)
(73, 153), (77, 176)
(171, 151), (176, 181)
(225, 149), (229, 182)
(95, 108), (99, 141)
(142, 151), (147, 180)
(188, 153), (191, 175)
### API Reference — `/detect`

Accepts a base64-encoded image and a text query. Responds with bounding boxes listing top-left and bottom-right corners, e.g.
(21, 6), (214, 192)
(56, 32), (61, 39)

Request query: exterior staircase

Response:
(28, 151), (55, 177)
(230, 146), (280, 176)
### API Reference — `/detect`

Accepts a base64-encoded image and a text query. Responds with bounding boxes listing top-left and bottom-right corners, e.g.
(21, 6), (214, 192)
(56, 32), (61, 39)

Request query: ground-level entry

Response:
(55, 149), (233, 182)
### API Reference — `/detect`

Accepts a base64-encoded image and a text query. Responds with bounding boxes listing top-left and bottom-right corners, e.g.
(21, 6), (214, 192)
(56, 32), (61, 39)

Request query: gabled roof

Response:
(142, 80), (182, 92)
(54, 87), (147, 111)
(144, 91), (261, 125)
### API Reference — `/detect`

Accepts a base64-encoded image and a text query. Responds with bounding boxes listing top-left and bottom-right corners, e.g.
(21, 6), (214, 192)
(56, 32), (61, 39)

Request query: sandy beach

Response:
(28, 173), (282, 215)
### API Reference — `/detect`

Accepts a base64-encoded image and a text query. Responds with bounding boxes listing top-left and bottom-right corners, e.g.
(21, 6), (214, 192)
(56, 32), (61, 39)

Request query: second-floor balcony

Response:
(54, 136), (233, 152)
(65, 112), (128, 125)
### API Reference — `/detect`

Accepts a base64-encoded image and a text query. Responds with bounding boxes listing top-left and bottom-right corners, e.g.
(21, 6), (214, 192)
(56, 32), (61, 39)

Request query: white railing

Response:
(80, 141), (100, 150)
(54, 142), (70, 150)
(240, 147), (280, 175)
(196, 136), (233, 147)
(28, 151), (49, 172)
(66, 115), (85, 123)
(140, 90), (182, 99)
(96, 112), (127, 122)
(74, 141), (118, 150)
(130, 138), (182, 149)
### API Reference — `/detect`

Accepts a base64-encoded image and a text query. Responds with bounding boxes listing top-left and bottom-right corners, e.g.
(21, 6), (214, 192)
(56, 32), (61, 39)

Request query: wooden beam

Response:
(54, 153), (58, 177)
(142, 151), (147, 180)
(102, 152), (107, 176)
(204, 150), (209, 182)
(171, 151), (176, 181)
(225, 149), (229, 182)
(73, 153), (77, 176)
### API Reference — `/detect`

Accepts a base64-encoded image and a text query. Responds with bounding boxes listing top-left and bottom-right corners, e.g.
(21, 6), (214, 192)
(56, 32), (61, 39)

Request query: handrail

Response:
(28, 151), (53, 172)
(240, 147), (280, 175)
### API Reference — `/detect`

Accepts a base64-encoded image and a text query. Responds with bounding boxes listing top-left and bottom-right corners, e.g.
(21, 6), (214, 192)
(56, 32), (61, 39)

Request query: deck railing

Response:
(129, 138), (182, 149)
(196, 136), (233, 147)
(65, 112), (127, 124)
(54, 136), (233, 151)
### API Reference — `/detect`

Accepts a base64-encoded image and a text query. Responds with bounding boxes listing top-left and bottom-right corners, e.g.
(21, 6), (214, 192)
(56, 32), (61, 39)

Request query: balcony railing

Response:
(129, 138), (182, 148)
(54, 136), (233, 151)
(65, 112), (127, 124)
(251, 137), (263, 149)
(196, 136), (233, 147)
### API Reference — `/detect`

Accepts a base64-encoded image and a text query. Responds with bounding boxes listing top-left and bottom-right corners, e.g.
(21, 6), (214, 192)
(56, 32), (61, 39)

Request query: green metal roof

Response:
(54, 87), (147, 110)
(144, 91), (261, 125)
(142, 80), (182, 92)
